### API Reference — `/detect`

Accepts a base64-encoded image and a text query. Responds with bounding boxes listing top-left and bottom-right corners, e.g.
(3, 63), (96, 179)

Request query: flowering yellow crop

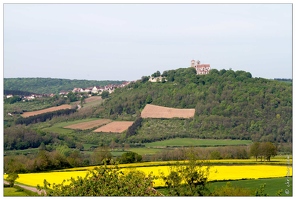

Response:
(122, 165), (292, 187)
(5, 164), (291, 188)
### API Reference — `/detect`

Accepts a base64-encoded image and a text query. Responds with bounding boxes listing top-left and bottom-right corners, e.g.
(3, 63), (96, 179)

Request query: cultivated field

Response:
(64, 119), (112, 130)
(21, 105), (72, 118)
(93, 121), (134, 133)
(5, 162), (292, 189)
(141, 104), (195, 119)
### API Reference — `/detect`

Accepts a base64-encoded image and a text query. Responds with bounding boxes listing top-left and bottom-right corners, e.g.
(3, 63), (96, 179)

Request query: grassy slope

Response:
(209, 177), (292, 196)
(144, 138), (252, 147)
(4, 187), (30, 196)
(42, 118), (100, 133)
(156, 177), (292, 196)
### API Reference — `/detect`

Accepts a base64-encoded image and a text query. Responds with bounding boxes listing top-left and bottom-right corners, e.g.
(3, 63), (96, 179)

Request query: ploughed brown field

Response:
(21, 105), (72, 118)
(93, 121), (134, 133)
(141, 104), (195, 119)
(64, 119), (112, 130)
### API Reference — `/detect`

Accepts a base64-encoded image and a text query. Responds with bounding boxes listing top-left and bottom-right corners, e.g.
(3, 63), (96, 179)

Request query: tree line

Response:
(15, 109), (77, 126)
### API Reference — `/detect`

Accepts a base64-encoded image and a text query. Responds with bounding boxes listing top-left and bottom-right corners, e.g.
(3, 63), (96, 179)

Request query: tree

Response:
(39, 164), (160, 196)
(260, 142), (277, 161)
(91, 146), (112, 165)
(250, 142), (277, 161)
(250, 142), (260, 161)
(5, 173), (19, 187)
(141, 76), (149, 83)
(119, 151), (142, 164)
(160, 153), (211, 196)
(101, 91), (109, 99)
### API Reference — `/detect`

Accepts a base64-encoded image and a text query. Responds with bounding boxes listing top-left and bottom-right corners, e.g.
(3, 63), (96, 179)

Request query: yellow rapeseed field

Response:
(4, 164), (292, 188)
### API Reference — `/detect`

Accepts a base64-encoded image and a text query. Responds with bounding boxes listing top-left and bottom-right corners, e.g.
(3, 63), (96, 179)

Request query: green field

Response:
(156, 177), (292, 196)
(4, 187), (29, 196)
(209, 177), (292, 196)
(111, 148), (162, 157)
(4, 148), (39, 156)
(145, 138), (253, 148)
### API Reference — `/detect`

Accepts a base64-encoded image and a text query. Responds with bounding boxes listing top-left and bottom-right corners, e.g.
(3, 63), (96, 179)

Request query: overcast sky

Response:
(3, 3), (292, 81)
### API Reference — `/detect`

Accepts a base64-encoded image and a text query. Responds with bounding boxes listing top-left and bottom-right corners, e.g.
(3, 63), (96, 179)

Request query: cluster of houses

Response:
(5, 94), (46, 101)
(59, 81), (131, 96)
(4, 82), (131, 101)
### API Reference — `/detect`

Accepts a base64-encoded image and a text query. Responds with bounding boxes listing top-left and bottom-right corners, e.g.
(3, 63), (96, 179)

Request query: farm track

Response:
(141, 104), (195, 119)
(21, 105), (72, 118)
(4, 180), (46, 196)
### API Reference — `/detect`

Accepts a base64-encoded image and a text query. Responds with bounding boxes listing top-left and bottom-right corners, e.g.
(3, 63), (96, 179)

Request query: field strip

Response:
(141, 104), (195, 119)
(84, 96), (102, 103)
(5, 165), (292, 188)
(93, 121), (134, 133)
(64, 119), (112, 130)
(21, 105), (72, 118)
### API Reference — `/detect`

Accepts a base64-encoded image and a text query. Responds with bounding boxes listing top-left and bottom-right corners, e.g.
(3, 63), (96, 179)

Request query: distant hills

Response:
(4, 78), (126, 94)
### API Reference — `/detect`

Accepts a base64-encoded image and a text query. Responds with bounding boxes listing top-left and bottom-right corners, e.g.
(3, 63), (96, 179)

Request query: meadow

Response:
(144, 138), (253, 147)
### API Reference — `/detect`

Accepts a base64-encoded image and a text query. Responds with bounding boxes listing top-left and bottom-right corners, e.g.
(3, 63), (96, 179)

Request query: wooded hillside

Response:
(96, 68), (292, 144)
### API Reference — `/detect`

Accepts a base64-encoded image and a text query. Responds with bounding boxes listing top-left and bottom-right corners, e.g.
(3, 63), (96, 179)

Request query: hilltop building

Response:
(191, 60), (211, 75)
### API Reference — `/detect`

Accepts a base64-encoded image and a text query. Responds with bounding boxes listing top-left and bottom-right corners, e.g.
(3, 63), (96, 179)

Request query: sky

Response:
(3, 3), (293, 81)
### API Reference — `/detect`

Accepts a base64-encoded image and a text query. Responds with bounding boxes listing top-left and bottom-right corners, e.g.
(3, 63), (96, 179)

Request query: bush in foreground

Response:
(38, 162), (160, 196)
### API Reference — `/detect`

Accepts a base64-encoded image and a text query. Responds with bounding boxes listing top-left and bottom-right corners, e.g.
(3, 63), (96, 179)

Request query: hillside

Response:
(95, 67), (292, 144)
(4, 78), (126, 94)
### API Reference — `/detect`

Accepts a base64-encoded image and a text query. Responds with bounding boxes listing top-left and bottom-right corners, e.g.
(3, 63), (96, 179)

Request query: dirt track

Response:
(4, 180), (46, 196)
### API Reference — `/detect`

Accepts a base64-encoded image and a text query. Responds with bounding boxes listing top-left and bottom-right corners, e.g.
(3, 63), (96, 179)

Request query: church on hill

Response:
(191, 59), (211, 75)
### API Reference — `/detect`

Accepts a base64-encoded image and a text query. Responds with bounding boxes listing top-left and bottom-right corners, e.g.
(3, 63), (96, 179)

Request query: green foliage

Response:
(15, 108), (77, 125)
(90, 146), (112, 165)
(4, 78), (125, 94)
(101, 91), (109, 99)
(208, 177), (292, 196)
(254, 183), (268, 196)
(211, 182), (252, 196)
(210, 151), (222, 160)
(95, 68), (291, 144)
(126, 117), (143, 138)
(250, 142), (277, 161)
(160, 153), (211, 196)
(119, 151), (142, 164)
(41, 164), (159, 196)
(5, 173), (19, 187)
(4, 95), (22, 104)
